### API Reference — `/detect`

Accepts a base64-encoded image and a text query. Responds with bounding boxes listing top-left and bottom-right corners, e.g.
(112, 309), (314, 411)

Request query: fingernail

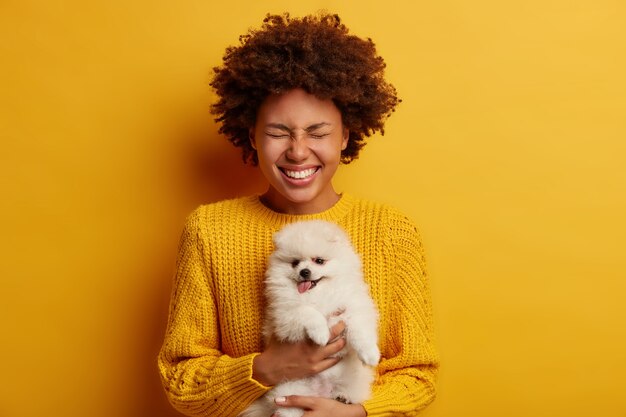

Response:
(275, 396), (286, 404)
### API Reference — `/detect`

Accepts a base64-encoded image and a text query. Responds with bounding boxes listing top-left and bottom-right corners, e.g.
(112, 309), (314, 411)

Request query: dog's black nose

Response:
(299, 268), (310, 279)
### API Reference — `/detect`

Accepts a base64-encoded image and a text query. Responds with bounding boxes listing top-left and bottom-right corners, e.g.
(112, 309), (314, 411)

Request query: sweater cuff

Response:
(362, 380), (435, 416)
(363, 389), (402, 417)
(248, 352), (273, 389)
(210, 353), (272, 403)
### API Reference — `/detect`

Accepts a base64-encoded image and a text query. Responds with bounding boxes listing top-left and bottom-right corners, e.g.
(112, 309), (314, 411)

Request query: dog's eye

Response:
(291, 259), (300, 268)
(313, 257), (326, 265)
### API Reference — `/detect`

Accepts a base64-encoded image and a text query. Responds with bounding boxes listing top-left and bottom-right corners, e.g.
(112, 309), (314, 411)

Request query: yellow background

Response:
(1, 1), (625, 416)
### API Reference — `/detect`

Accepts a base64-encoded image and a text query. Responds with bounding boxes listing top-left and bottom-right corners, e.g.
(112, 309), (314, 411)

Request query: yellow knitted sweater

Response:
(158, 194), (438, 416)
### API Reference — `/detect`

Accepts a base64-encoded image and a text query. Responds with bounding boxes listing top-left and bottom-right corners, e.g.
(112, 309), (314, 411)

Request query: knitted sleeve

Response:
(157, 208), (270, 416)
(362, 209), (439, 416)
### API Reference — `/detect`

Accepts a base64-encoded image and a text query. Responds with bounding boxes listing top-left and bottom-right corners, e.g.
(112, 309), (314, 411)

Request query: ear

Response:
(272, 229), (285, 249)
(325, 223), (347, 244)
(330, 230), (350, 245)
(341, 127), (349, 151)
(249, 127), (257, 150)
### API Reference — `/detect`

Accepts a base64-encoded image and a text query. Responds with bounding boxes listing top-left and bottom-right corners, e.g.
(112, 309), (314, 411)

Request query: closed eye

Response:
(309, 133), (329, 139)
(267, 133), (290, 138)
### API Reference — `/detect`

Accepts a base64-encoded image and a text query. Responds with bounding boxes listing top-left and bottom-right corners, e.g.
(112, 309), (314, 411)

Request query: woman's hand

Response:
(272, 395), (367, 417)
(252, 321), (347, 386)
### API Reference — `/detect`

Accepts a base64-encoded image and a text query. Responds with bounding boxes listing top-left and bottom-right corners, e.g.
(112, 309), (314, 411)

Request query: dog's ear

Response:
(326, 228), (349, 245)
(327, 232), (341, 244)
(272, 231), (282, 249)
(273, 229), (288, 250)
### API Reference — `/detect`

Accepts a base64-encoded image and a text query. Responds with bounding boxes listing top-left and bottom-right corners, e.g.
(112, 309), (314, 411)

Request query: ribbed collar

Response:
(244, 193), (356, 227)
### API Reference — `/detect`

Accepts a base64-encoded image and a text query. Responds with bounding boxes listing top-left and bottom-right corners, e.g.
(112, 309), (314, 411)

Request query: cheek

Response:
(257, 140), (286, 162)
(312, 144), (343, 164)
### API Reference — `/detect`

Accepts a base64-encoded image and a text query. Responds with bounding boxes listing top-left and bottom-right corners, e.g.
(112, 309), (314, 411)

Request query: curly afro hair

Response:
(210, 12), (400, 165)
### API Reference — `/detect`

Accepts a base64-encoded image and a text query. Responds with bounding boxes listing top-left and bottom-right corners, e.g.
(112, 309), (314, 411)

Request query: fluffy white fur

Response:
(239, 220), (380, 417)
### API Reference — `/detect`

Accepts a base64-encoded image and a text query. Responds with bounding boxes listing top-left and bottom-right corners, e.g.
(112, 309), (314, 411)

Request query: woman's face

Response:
(250, 88), (348, 214)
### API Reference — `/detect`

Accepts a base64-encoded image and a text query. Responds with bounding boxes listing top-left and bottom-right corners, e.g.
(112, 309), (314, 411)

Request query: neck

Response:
(260, 188), (341, 215)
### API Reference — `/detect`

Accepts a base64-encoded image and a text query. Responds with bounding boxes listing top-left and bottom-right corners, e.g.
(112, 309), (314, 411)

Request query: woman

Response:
(158, 13), (438, 417)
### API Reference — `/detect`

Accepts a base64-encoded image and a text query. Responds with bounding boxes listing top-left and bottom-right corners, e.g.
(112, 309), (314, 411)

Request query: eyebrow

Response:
(265, 122), (331, 132)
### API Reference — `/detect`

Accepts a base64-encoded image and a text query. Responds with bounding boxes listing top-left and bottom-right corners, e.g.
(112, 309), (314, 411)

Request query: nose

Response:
(286, 136), (310, 162)
(299, 268), (311, 279)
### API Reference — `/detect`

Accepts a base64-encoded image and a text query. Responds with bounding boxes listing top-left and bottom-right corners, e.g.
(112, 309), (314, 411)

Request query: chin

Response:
(239, 220), (380, 417)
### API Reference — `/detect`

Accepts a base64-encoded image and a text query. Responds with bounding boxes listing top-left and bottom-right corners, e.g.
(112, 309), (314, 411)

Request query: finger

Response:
(310, 335), (345, 363)
(275, 395), (316, 410)
(328, 320), (346, 342)
(315, 355), (342, 373)
(324, 334), (347, 355)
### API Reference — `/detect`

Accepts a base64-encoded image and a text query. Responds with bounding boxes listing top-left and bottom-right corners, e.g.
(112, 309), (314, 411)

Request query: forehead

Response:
(256, 88), (342, 127)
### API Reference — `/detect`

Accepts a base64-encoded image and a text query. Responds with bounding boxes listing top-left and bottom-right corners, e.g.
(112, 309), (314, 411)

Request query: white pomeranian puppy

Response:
(239, 220), (380, 417)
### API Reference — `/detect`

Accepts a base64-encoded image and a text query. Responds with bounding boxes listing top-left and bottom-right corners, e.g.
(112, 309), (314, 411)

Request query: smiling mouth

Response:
(280, 167), (319, 180)
(297, 277), (324, 293)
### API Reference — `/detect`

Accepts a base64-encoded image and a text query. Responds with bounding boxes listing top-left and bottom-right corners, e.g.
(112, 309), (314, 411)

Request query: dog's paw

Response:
(334, 394), (352, 404)
(357, 345), (381, 366)
(275, 407), (304, 417)
(305, 322), (331, 346)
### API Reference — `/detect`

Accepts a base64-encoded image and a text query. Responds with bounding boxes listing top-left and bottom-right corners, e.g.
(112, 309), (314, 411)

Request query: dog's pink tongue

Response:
(297, 281), (312, 293)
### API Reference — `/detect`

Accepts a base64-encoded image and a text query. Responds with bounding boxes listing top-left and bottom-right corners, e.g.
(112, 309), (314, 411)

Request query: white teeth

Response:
(284, 168), (317, 179)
